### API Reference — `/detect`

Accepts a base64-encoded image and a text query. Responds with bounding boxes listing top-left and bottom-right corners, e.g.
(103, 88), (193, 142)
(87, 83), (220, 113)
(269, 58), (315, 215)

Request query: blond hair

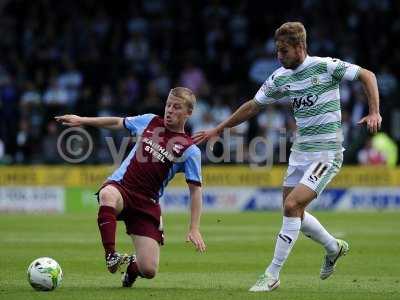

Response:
(275, 22), (307, 48)
(169, 87), (196, 112)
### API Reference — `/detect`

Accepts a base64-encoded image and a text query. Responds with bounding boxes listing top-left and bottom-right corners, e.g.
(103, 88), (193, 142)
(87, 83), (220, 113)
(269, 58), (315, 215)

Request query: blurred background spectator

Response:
(357, 137), (386, 165)
(0, 0), (399, 165)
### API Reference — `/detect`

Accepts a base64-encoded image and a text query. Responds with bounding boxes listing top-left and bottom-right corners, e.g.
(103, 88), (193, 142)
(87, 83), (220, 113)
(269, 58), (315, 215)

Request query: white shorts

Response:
(283, 152), (343, 195)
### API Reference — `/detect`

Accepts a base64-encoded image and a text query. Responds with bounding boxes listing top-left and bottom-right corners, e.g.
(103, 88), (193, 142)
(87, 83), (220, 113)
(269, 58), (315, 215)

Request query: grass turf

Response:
(0, 212), (399, 300)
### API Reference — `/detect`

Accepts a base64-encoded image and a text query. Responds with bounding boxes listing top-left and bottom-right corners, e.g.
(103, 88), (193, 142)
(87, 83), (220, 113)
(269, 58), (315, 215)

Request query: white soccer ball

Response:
(27, 257), (63, 291)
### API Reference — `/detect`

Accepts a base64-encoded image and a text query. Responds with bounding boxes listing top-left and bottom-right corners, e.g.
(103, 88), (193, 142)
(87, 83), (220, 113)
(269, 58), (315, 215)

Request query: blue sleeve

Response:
(123, 114), (155, 135)
(183, 145), (202, 186)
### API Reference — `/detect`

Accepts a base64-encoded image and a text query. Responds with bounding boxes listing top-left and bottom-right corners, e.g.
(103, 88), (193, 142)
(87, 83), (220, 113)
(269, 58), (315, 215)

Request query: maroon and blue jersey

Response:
(108, 114), (202, 201)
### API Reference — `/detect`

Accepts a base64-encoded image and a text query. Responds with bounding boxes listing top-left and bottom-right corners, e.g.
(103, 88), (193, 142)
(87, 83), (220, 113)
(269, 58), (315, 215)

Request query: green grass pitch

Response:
(1, 212), (399, 300)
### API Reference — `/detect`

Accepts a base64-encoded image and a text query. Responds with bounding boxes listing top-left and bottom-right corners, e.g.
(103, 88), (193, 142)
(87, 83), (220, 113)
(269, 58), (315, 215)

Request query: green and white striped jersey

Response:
(254, 55), (361, 154)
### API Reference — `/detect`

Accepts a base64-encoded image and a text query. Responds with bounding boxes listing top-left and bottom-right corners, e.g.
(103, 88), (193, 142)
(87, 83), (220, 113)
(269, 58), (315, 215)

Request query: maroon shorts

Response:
(97, 181), (164, 245)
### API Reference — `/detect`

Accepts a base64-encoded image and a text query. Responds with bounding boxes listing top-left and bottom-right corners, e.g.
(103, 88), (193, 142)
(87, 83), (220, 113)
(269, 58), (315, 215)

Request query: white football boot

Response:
(320, 239), (349, 280)
(249, 272), (280, 292)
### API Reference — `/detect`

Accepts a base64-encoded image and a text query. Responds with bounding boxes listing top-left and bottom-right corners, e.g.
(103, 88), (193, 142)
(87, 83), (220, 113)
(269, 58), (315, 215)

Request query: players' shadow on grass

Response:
(59, 286), (244, 293)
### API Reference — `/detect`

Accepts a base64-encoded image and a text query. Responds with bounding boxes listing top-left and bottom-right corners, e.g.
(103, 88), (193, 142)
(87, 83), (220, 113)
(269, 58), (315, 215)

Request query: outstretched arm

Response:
(55, 115), (124, 130)
(185, 183), (206, 252)
(192, 99), (262, 144)
(357, 68), (382, 133)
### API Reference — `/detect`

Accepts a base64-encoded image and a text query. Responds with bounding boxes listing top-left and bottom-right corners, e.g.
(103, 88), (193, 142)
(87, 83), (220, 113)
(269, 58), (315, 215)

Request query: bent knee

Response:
(137, 259), (158, 279)
(140, 267), (157, 279)
(99, 187), (119, 207)
(284, 197), (303, 215)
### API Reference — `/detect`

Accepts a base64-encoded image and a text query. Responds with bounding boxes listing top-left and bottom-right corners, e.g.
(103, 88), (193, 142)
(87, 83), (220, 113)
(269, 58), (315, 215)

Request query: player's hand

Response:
(357, 112), (382, 134)
(186, 228), (206, 252)
(55, 115), (84, 127)
(192, 128), (221, 145)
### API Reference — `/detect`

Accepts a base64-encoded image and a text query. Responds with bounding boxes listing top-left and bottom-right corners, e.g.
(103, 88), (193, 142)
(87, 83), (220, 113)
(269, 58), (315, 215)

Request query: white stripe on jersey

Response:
(255, 55), (361, 153)
(296, 108), (341, 129)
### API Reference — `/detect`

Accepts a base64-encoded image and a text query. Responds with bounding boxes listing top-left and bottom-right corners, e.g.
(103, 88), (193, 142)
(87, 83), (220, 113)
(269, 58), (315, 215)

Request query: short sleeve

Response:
(254, 73), (286, 106)
(326, 58), (361, 82)
(183, 145), (202, 186)
(123, 114), (155, 135)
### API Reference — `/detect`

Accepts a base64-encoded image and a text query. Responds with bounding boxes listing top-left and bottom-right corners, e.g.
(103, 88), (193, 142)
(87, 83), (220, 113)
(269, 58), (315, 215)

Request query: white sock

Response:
(300, 211), (338, 256)
(266, 216), (301, 279)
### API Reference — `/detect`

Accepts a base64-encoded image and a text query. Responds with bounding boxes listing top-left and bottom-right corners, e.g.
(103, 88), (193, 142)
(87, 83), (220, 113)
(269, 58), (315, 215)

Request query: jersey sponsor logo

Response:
(143, 137), (175, 163)
(292, 94), (318, 110)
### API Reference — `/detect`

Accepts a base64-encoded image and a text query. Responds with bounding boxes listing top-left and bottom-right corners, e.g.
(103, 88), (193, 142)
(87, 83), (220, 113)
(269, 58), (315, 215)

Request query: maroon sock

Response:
(97, 206), (117, 256)
(127, 261), (141, 278)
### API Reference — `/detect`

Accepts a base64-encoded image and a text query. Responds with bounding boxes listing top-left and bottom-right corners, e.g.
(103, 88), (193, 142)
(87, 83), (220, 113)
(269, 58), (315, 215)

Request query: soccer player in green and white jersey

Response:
(193, 22), (382, 292)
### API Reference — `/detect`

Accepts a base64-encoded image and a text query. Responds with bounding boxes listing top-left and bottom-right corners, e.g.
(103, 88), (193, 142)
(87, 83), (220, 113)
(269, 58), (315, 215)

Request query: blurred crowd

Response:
(0, 0), (399, 165)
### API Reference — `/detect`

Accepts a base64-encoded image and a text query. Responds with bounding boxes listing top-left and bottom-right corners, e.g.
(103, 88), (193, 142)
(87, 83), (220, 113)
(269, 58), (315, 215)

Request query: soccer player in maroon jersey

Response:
(55, 87), (206, 287)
